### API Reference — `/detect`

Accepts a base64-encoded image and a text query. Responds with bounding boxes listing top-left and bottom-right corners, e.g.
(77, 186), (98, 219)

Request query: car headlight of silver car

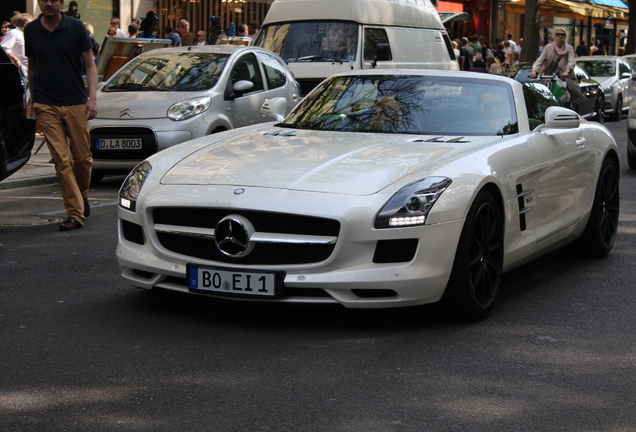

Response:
(167, 96), (211, 121)
(374, 177), (452, 228)
(119, 161), (152, 212)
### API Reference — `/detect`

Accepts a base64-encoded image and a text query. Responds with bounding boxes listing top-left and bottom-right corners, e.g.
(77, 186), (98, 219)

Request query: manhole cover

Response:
(0, 216), (64, 226)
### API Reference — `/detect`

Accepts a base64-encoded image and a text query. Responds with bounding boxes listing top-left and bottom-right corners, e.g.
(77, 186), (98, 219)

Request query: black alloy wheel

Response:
(442, 190), (504, 320)
(579, 156), (619, 257)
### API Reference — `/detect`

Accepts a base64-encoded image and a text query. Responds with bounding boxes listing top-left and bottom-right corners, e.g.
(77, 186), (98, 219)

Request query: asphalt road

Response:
(1, 120), (635, 431)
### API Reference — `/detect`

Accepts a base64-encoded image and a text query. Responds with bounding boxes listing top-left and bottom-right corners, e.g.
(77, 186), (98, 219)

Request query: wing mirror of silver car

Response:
(261, 97), (287, 122)
(233, 80), (254, 94)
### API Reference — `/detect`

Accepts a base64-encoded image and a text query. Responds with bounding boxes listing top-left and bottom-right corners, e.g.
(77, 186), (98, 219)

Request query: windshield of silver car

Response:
(576, 60), (616, 77)
(255, 21), (358, 63)
(281, 75), (519, 136)
(105, 53), (230, 92)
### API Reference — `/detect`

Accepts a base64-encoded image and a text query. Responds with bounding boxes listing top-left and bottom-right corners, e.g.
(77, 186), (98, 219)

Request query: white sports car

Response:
(116, 70), (620, 319)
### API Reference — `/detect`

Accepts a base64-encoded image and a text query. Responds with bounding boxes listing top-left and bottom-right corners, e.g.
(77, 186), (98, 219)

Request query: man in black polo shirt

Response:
(25, 0), (98, 231)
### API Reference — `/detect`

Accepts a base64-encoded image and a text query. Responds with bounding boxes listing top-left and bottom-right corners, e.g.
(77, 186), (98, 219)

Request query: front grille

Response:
(296, 78), (324, 96)
(373, 239), (418, 263)
(153, 208), (340, 265)
(122, 220), (145, 245)
(90, 126), (157, 160)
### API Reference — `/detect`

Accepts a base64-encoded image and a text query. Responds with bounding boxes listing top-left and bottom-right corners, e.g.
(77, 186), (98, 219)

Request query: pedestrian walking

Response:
(0, 13), (32, 75)
(25, 0), (98, 231)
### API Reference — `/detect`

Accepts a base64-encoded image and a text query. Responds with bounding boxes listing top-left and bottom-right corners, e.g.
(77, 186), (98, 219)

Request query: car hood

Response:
(160, 128), (498, 195)
(589, 76), (616, 89)
(95, 91), (208, 119)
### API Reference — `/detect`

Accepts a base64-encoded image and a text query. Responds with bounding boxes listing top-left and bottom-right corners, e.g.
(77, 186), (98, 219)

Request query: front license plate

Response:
(188, 266), (278, 297)
(96, 138), (142, 150)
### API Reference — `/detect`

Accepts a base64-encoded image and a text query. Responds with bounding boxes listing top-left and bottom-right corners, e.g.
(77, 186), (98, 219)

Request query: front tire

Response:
(442, 190), (504, 320)
(578, 156), (619, 257)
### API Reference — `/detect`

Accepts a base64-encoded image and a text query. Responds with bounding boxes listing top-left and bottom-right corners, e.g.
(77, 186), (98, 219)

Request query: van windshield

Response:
(255, 21), (358, 63)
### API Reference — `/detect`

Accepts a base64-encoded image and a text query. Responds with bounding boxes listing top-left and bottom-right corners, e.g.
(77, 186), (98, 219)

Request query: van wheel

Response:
(441, 190), (504, 320)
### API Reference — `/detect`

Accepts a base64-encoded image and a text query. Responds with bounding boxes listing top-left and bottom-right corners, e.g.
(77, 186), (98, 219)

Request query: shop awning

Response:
(507, 0), (628, 23)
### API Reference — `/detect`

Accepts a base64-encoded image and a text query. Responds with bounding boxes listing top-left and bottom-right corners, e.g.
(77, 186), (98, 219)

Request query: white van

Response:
(253, 0), (459, 95)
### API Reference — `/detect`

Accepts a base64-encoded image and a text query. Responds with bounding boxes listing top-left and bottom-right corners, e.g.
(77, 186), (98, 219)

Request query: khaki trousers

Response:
(33, 103), (92, 224)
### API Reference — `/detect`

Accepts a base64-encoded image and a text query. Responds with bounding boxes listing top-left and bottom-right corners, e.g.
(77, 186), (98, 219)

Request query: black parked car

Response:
(0, 48), (35, 181)
(498, 62), (605, 123)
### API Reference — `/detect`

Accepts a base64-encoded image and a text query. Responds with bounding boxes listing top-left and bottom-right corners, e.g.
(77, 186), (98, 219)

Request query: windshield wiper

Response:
(106, 83), (165, 91)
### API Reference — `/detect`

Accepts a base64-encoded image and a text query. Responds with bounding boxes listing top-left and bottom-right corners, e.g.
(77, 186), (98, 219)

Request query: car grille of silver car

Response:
(151, 207), (341, 265)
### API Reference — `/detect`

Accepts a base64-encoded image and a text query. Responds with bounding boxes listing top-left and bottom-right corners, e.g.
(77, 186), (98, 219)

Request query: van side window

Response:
(364, 28), (391, 61)
(230, 53), (264, 93)
(258, 52), (288, 90)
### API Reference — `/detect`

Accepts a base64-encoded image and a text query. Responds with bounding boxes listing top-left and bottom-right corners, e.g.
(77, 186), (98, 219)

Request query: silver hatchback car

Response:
(89, 45), (300, 183)
(576, 55), (635, 121)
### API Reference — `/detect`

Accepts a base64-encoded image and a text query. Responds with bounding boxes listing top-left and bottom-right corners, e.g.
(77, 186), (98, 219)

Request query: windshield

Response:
(255, 21), (358, 63)
(281, 75), (518, 136)
(577, 60), (615, 77)
(105, 52), (230, 92)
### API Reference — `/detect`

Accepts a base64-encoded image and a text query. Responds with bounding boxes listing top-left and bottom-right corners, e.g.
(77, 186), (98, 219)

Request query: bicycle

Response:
(537, 73), (572, 109)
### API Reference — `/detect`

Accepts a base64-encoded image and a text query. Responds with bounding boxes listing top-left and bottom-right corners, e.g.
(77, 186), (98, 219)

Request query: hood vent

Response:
(263, 129), (297, 137)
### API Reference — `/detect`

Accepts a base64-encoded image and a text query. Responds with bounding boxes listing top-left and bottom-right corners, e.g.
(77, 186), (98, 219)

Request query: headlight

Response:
(603, 87), (612, 96)
(119, 161), (152, 212)
(167, 96), (211, 121)
(374, 177), (452, 228)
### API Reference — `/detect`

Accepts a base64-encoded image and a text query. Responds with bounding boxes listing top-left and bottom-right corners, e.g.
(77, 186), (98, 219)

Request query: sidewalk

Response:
(0, 137), (58, 191)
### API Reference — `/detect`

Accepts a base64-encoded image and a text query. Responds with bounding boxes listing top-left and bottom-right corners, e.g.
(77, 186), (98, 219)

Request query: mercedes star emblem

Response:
(214, 215), (255, 257)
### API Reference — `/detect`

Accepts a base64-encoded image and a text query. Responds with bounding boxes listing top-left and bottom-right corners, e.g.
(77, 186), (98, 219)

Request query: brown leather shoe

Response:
(83, 196), (90, 218)
(59, 217), (83, 231)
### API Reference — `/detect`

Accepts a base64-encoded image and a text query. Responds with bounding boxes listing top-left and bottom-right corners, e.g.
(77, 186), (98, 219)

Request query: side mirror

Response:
(543, 106), (581, 129)
(233, 80), (254, 93)
(261, 97), (287, 122)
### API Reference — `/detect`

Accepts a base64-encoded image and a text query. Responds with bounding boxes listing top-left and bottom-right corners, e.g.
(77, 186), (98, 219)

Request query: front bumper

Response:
(116, 184), (464, 309)
(89, 117), (205, 171)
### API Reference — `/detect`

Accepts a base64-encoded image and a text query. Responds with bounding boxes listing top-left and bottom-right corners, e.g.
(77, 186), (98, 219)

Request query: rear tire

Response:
(578, 156), (619, 257)
(442, 190), (504, 320)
